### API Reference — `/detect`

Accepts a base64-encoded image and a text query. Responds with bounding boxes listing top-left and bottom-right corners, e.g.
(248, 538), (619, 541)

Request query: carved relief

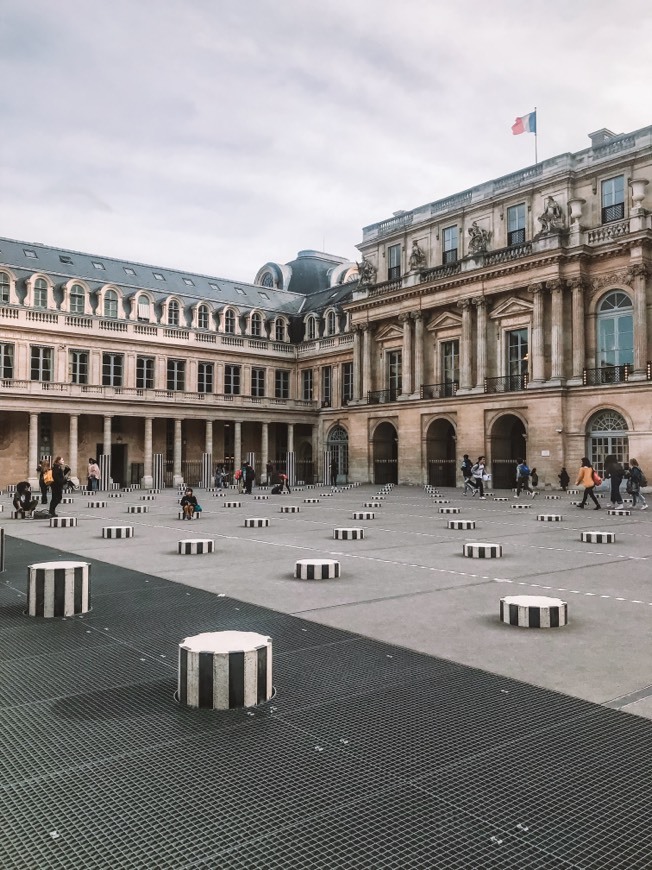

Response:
(357, 258), (377, 286)
(536, 197), (565, 235)
(408, 240), (427, 272)
(591, 272), (631, 294)
(468, 221), (491, 254)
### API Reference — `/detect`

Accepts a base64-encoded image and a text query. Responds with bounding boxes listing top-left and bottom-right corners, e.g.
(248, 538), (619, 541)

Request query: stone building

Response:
(1, 122), (651, 489)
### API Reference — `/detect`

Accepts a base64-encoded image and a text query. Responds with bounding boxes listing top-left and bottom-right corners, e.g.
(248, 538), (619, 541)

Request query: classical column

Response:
(173, 418), (183, 486)
(143, 416), (153, 488)
(68, 414), (79, 482)
(261, 422), (269, 481)
(457, 299), (473, 391)
(205, 419), (213, 457)
(413, 312), (424, 395)
(29, 413), (39, 481)
(362, 324), (372, 398)
(628, 264), (649, 379)
(399, 313), (412, 396)
(528, 283), (545, 384)
(103, 415), (112, 457)
(352, 326), (362, 401)
(548, 280), (565, 383)
(472, 298), (488, 390)
(570, 278), (586, 383)
(287, 423), (294, 454)
(234, 421), (242, 473)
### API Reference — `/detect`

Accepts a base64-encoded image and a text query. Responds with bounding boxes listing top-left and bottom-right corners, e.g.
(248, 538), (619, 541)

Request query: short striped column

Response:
(280, 505), (300, 513)
(545, 495), (561, 500)
(581, 531), (615, 544)
(50, 517), (77, 528)
(223, 501), (241, 508)
(448, 519), (475, 530)
(148, 489), (161, 494)
(364, 501), (382, 508)
(463, 542), (502, 559)
(333, 528), (364, 540)
(353, 511), (375, 520)
(493, 497), (508, 502)
(11, 510), (26, 519)
(102, 526), (134, 539)
(141, 495), (157, 501)
(87, 500), (107, 508)
(303, 498), (320, 504)
(108, 493), (123, 498)
(128, 505), (148, 514)
(213, 492), (225, 497)
(178, 539), (214, 555)
(295, 559), (340, 579)
(61, 497), (74, 505)
(439, 507), (460, 515)
(254, 495), (269, 500)
(431, 498), (450, 504)
(27, 561), (91, 617)
(608, 509), (631, 516)
(245, 518), (270, 528)
(511, 503), (531, 509)
(319, 493), (334, 498)
(178, 512), (201, 520)
(500, 595), (568, 629)
(537, 515), (563, 522)
(178, 631), (272, 710)
(567, 489), (580, 495)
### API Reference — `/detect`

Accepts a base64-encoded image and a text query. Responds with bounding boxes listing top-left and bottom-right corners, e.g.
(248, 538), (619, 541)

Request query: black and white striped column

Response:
(102, 526), (135, 539)
(178, 539), (214, 555)
(500, 595), (568, 628)
(27, 561), (91, 617)
(295, 559), (340, 579)
(99, 454), (111, 491)
(50, 516), (77, 528)
(178, 631), (272, 709)
(448, 519), (475, 530)
(581, 531), (615, 543)
(537, 514), (563, 522)
(245, 518), (270, 527)
(463, 542), (502, 559)
(153, 453), (164, 490)
(0, 527), (4, 572)
(280, 505), (300, 513)
(333, 528), (364, 540)
(353, 511), (375, 520)
(127, 505), (148, 514)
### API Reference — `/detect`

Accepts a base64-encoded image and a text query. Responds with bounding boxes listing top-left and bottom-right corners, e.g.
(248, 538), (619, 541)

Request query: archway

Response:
(490, 414), (527, 489)
(587, 409), (628, 477)
(372, 422), (398, 484)
(326, 425), (349, 484)
(425, 418), (456, 486)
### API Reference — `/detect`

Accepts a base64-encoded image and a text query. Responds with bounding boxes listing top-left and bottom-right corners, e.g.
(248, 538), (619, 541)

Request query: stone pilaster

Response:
(627, 264), (649, 380)
(362, 324), (372, 399)
(569, 278), (587, 384)
(399, 313), (412, 396)
(457, 299), (473, 391)
(472, 298), (488, 390)
(528, 283), (545, 384)
(413, 312), (424, 396)
(352, 326), (362, 401)
(547, 280), (566, 383)
(142, 417), (154, 488)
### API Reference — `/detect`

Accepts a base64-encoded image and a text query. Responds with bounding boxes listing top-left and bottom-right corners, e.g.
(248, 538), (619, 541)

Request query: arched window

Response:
(251, 312), (262, 337)
(224, 309), (236, 334)
(307, 317), (316, 340)
(275, 318), (285, 342)
(137, 295), (150, 321)
(326, 311), (336, 336)
(34, 278), (48, 309)
(597, 292), (633, 368)
(588, 410), (628, 477)
(69, 284), (85, 315)
(104, 288), (118, 319)
(261, 271), (274, 288)
(197, 304), (209, 330)
(0, 271), (9, 304)
(168, 299), (180, 326)
(327, 424), (349, 479)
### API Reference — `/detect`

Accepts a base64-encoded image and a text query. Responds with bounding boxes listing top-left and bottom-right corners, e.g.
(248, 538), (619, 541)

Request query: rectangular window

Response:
(33, 284), (48, 308)
(102, 353), (124, 387)
(31, 346), (52, 381)
(167, 359), (185, 391)
(0, 274), (9, 303)
(275, 369), (289, 399)
(69, 350), (89, 385)
(197, 362), (213, 394)
(387, 350), (401, 397)
(442, 226), (458, 264)
(302, 369), (313, 401)
(0, 342), (14, 379)
(136, 356), (154, 389)
(69, 286), (85, 314)
(137, 297), (150, 321)
(321, 366), (332, 407)
(251, 367), (265, 397)
(388, 244), (401, 281)
(224, 364), (241, 395)
(442, 340), (459, 392)
(507, 203), (526, 246)
(601, 175), (625, 223)
(506, 328), (529, 381)
(342, 362), (353, 404)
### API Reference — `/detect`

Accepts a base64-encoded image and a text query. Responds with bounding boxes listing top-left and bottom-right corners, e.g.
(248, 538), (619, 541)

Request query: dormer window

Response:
(251, 312), (262, 337)
(326, 311), (336, 336)
(34, 278), (48, 309)
(224, 309), (236, 334)
(137, 296), (151, 321)
(69, 284), (85, 315)
(197, 304), (209, 330)
(261, 272), (274, 288)
(307, 316), (317, 340)
(104, 288), (118, 319)
(168, 299), (180, 326)
(275, 318), (285, 342)
(0, 272), (9, 304)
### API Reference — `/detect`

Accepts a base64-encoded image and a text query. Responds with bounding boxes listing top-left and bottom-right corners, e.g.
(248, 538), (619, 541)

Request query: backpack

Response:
(517, 464), (530, 479)
(43, 469), (53, 486)
(32, 508), (52, 520)
(271, 484), (282, 495)
(592, 470), (602, 486)
(234, 469), (242, 480)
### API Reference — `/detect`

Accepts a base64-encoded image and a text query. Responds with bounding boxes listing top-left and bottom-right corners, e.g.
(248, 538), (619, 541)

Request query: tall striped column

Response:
(178, 631), (272, 709)
(200, 452), (212, 489)
(99, 454), (111, 492)
(286, 451), (296, 488)
(0, 527), (4, 572)
(152, 453), (164, 490)
(27, 561), (91, 617)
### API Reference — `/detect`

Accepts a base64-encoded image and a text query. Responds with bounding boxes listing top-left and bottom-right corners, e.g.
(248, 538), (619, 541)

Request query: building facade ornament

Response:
(467, 221), (491, 254)
(536, 197), (566, 235)
(408, 240), (427, 272)
(591, 271), (632, 293)
(626, 263), (649, 282)
(357, 258), (377, 286)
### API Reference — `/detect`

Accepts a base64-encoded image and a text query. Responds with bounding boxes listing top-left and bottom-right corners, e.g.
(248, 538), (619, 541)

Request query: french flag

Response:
(512, 111), (536, 135)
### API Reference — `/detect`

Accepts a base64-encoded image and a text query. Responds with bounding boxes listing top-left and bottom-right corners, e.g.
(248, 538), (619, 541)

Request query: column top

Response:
(179, 630), (271, 653)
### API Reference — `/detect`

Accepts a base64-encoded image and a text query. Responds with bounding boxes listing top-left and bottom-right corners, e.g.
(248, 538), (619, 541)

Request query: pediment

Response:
(427, 311), (462, 332)
(489, 297), (533, 319)
(375, 323), (404, 342)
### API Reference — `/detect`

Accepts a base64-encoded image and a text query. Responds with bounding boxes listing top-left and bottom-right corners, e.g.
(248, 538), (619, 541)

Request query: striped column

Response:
(27, 561), (91, 617)
(152, 454), (164, 490)
(178, 631), (272, 709)
(200, 452), (212, 489)
(99, 454), (111, 492)
(286, 451), (296, 488)
(0, 527), (4, 572)
(500, 595), (568, 628)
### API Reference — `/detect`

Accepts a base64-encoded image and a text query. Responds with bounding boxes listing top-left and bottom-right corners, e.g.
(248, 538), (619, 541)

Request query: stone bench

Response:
(27, 560), (90, 617)
(102, 526), (135, 539)
(537, 514), (563, 522)
(50, 517), (77, 528)
(448, 519), (475, 530)
(581, 531), (615, 543)
(500, 594), (568, 628)
(178, 539), (214, 555)
(463, 542), (502, 559)
(295, 559), (340, 579)
(178, 630), (272, 709)
(333, 528), (364, 540)
(353, 511), (375, 520)
(127, 505), (148, 514)
(245, 518), (270, 528)
(280, 505), (300, 513)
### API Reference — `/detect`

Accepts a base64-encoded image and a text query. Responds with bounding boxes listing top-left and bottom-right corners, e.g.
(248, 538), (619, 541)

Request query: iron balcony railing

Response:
(582, 364), (631, 386)
(484, 374), (528, 394)
(367, 388), (398, 404)
(420, 381), (458, 399)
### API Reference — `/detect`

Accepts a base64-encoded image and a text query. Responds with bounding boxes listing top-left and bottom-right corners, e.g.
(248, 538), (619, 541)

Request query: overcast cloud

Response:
(1, 0), (650, 281)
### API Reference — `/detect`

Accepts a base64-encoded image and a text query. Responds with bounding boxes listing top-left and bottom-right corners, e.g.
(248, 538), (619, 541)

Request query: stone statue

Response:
(408, 240), (427, 271)
(537, 196), (565, 234)
(357, 258), (377, 286)
(468, 221), (491, 254)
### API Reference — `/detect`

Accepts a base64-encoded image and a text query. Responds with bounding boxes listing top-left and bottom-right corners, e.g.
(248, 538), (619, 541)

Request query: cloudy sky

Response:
(1, 0), (650, 282)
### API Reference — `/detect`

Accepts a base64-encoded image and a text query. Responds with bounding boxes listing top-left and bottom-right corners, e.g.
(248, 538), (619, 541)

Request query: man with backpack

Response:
(627, 458), (648, 510)
(460, 454), (476, 496)
(515, 458), (536, 498)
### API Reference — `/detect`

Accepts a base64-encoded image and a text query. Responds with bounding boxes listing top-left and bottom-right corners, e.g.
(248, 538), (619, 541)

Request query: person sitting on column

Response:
(37, 459), (52, 505)
(13, 481), (39, 515)
(180, 487), (200, 519)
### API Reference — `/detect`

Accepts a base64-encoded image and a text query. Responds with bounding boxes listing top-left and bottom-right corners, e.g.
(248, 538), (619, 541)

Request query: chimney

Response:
(588, 128), (617, 147)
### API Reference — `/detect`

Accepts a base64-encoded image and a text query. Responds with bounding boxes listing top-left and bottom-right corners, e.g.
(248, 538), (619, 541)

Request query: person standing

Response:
(37, 459), (51, 504)
(470, 456), (487, 499)
(87, 458), (100, 492)
(628, 459), (648, 510)
(604, 454), (624, 508)
(558, 467), (570, 492)
(461, 454), (476, 496)
(575, 457), (601, 509)
(49, 456), (68, 517)
(243, 461), (256, 494)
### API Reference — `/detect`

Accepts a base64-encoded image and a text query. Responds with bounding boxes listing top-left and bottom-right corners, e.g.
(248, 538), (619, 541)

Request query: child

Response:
(179, 487), (199, 519)
(530, 467), (539, 488)
(13, 481), (39, 515)
(558, 467), (570, 492)
(628, 459), (648, 510)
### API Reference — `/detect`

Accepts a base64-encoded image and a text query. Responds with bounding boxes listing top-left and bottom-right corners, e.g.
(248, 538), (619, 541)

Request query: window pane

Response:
(0, 273), (9, 303)
(136, 357), (154, 389)
(31, 347), (52, 381)
(198, 362), (213, 393)
(69, 351), (88, 384)
(104, 290), (118, 318)
(198, 306), (209, 329)
(70, 285), (85, 314)
(166, 359), (185, 391)
(225, 364), (241, 394)
(0, 343), (14, 378)
(102, 353), (123, 386)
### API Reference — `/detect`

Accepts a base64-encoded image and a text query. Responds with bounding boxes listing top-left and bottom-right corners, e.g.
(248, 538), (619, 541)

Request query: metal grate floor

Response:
(2, 536), (652, 868)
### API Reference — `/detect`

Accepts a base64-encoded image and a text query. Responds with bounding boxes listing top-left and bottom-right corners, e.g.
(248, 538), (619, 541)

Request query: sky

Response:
(1, 0), (651, 283)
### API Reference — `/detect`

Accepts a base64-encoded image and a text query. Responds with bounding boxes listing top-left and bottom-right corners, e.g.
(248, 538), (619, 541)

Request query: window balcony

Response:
(420, 381), (458, 399)
(484, 374), (528, 394)
(367, 388), (398, 404)
(582, 364), (631, 386)
(601, 202), (625, 224)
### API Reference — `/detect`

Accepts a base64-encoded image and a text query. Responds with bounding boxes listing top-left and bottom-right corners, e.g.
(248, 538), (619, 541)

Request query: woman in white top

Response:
(471, 456), (487, 499)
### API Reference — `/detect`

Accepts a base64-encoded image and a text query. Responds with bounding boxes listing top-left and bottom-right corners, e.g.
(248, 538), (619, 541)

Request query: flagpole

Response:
(534, 106), (538, 164)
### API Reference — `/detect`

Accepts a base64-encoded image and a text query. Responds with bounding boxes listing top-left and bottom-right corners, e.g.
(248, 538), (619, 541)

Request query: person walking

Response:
(575, 457), (601, 510)
(470, 456), (487, 499)
(515, 459), (536, 498)
(558, 467), (570, 492)
(461, 454), (476, 496)
(87, 458), (100, 492)
(604, 454), (624, 508)
(628, 458), (648, 510)
(49, 456), (68, 517)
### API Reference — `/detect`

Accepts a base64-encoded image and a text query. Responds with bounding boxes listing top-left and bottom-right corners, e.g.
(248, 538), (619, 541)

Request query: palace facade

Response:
(1, 123), (651, 489)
